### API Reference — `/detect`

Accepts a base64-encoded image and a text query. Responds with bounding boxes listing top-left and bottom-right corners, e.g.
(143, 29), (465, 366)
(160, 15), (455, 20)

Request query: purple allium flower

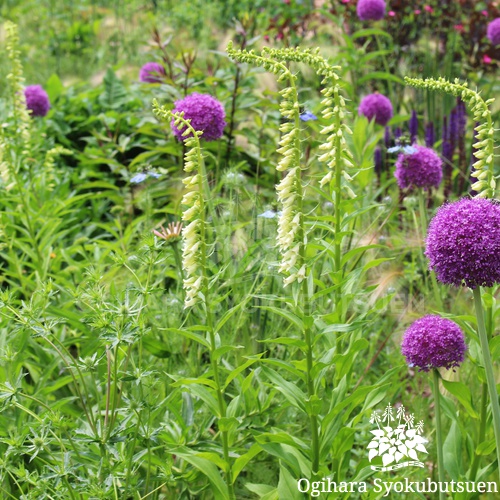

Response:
(139, 62), (166, 83)
(358, 93), (393, 126)
(487, 18), (500, 45)
(425, 198), (500, 288)
(357, 0), (386, 21)
(171, 93), (226, 142)
(24, 85), (50, 117)
(424, 122), (435, 147)
(409, 110), (418, 144)
(401, 315), (467, 372)
(394, 145), (443, 189)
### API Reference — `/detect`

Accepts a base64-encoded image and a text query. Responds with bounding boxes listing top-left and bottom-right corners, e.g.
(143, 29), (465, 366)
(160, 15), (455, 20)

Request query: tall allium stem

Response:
(473, 287), (500, 484)
(405, 77), (496, 198)
(432, 369), (445, 500)
(152, 102), (235, 499)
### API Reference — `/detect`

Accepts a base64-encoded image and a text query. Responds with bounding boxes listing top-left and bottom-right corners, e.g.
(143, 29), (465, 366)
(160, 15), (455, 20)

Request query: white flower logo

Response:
(368, 404), (428, 471)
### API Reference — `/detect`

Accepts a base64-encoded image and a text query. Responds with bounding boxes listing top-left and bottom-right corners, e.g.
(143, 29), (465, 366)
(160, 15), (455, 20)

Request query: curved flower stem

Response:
(473, 286), (500, 484)
(432, 369), (445, 500)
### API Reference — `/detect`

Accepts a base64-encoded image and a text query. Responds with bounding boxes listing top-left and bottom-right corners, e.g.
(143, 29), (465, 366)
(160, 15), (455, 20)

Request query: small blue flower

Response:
(131, 173), (148, 184)
(299, 111), (317, 122)
(130, 172), (161, 184)
(258, 210), (281, 219)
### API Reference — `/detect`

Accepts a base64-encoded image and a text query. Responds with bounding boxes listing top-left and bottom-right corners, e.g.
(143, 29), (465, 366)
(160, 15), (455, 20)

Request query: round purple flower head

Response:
(487, 18), (500, 46)
(171, 93), (226, 142)
(425, 198), (500, 288)
(358, 93), (393, 126)
(24, 85), (50, 117)
(401, 315), (467, 372)
(139, 62), (165, 83)
(394, 145), (443, 189)
(357, 0), (386, 21)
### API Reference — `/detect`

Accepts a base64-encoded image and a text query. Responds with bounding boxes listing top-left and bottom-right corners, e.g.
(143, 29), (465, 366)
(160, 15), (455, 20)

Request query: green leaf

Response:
(219, 417), (239, 433)
(99, 68), (127, 109)
(257, 306), (303, 331)
(170, 448), (230, 500)
(233, 444), (262, 482)
(278, 465), (303, 500)
(159, 327), (210, 349)
(45, 73), (64, 102)
(476, 439), (496, 456)
(224, 354), (262, 389)
(441, 379), (479, 419)
(142, 336), (171, 358)
(358, 72), (405, 85)
(260, 366), (306, 412)
(443, 420), (462, 480)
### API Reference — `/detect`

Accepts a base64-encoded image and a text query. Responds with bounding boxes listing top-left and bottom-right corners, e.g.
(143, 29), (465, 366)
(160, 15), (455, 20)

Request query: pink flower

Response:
(414, 9), (421, 14)
(342, 0), (350, 3)
(454, 24), (464, 33)
(483, 54), (493, 64)
(482, 10), (488, 17)
(388, 10), (395, 17)
(424, 5), (434, 13)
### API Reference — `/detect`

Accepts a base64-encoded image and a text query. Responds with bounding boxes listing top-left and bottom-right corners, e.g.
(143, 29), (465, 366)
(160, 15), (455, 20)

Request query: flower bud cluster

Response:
(227, 43), (307, 286)
(153, 100), (205, 308)
(5, 22), (31, 148)
(405, 76), (496, 199)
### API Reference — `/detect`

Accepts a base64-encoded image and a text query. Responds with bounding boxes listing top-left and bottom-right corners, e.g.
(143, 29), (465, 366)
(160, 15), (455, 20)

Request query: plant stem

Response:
(470, 382), (488, 480)
(473, 286), (500, 484)
(198, 146), (235, 500)
(432, 369), (445, 500)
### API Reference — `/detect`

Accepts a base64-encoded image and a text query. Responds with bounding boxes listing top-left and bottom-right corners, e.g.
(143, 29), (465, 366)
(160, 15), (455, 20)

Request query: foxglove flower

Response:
(357, 0), (386, 21)
(487, 18), (500, 45)
(425, 198), (500, 288)
(171, 93), (226, 142)
(401, 315), (467, 371)
(394, 145), (443, 189)
(24, 85), (50, 117)
(139, 62), (165, 83)
(359, 93), (393, 126)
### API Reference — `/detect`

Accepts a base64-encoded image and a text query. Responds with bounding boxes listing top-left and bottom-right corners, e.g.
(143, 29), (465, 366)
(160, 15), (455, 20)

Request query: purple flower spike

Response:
(171, 93), (226, 142)
(357, 0), (386, 21)
(24, 85), (50, 117)
(401, 315), (467, 372)
(425, 198), (500, 288)
(409, 110), (418, 144)
(358, 93), (393, 126)
(487, 18), (500, 45)
(374, 147), (383, 175)
(424, 122), (435, 147)
(394, 145), (443, 189)
(384, 126), (391, 148)
(139, 62), (166, 83)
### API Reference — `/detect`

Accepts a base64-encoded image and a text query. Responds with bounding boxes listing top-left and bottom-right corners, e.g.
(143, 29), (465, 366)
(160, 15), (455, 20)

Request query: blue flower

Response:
(258, 210), (281, 219)
(130, 172), (161, 184)
(299, 111), (317, 122)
